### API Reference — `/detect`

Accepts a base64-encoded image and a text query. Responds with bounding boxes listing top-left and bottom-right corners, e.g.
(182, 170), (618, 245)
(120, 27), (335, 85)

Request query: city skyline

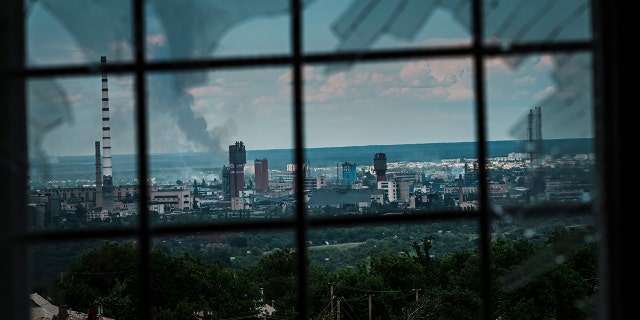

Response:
(26, 1), (593, 158)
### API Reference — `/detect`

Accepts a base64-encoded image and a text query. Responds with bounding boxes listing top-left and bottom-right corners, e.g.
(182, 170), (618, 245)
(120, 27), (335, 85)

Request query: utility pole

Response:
(368, 294), (374, 320)
(329, 282), (335, 316)
(413, 288), (421, 301)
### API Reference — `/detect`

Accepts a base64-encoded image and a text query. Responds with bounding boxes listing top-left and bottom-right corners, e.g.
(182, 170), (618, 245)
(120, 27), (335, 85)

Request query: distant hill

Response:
(248, 138), (593, 170)
(28, 138), (593, 183)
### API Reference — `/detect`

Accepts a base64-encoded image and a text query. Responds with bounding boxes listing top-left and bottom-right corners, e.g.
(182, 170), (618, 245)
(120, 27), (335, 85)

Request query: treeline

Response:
(47, 225), (597, 320)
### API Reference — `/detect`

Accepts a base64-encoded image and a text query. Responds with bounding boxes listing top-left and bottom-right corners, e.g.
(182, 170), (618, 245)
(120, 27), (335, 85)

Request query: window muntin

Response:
(17, 0), (603, 319)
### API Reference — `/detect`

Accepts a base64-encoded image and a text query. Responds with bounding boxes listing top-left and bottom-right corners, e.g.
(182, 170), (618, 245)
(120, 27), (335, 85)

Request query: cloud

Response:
(251, 96), (272, 106)
(514, 76), (536, 85)
(535, 55), (555, 69)
(395, 59), (472, 101)
(277, 65), (324, 84)
(422, 37), (472, 46)
(533, 86), (555, 100)
(381, 87), (410, 95)
(285, 59), (475, 105)
(399, 60), (432, 86)
(304, 71), (350, 102)
(484, 57), (511, 70)
(321, 73), (349, 95)
(369, 72), (394, 85)
(188, 86), (223, 96)
(147, 34), (166, 46)
(442, 84), (473, 101)
(67, 93), (84, 107)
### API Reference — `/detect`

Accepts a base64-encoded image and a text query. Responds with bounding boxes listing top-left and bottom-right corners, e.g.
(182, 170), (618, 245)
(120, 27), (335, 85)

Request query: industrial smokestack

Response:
(458, 173), (464, 207)
(527, 107), (544, 201)
(101, 56), (114, 212)
(95, 140), (103, 209)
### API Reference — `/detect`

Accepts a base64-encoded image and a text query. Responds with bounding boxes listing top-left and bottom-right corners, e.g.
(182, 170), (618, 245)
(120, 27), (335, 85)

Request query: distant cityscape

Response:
(27, 138), (595, 227)
(26, 59), (594, 226)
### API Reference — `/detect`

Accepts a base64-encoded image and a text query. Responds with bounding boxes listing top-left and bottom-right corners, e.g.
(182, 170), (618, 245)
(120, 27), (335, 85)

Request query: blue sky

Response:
(25, 0), (593, 158)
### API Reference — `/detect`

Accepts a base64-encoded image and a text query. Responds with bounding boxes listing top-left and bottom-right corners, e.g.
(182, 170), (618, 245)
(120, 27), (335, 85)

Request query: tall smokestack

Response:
(458, 173), (464, 207)
(527, 107), (544, 201)
(95, 141), (103, 208)
(101, 56), (114, 212)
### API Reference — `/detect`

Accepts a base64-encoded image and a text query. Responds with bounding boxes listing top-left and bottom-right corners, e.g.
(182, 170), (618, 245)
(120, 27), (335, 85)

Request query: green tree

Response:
(409, 287), (481, 320)
(327, 263), (386, 320)
(493, 228), (598, 319)
(347, 252), (425, 319)
(52, 223), (598, 320)
(56, 242), (139, 320)
(247, 249), (299, 318)
(150, 250), (260, 318)
(96, 280), (135, 320)
(56, 243), (261, 320)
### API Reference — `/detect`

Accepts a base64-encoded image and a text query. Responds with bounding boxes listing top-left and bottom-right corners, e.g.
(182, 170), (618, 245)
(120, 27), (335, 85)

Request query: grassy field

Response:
(308, 242), (364, 251)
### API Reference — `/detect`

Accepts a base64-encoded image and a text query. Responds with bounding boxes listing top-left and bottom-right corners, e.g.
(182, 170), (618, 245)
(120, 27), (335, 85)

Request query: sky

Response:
(25, 0), (594, 158)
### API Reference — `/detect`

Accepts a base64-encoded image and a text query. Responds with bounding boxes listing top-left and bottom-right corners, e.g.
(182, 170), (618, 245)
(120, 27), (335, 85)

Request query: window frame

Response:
(0, 0), (627, 319)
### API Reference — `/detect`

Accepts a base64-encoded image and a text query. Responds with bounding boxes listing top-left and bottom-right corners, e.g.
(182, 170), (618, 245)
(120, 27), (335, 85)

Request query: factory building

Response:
(377, 180), (398, 203)
(254, 158), (269, 193)
(374, 152), (387, 181)
(148, 185), (193, 212)
(229, 141), (247, 198)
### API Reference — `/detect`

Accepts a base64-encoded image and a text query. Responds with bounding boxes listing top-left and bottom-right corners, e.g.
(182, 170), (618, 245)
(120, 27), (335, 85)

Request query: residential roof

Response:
(29, 293), (115, 320)
(30, 293), (58, 320)
(307, 188), (384, 207)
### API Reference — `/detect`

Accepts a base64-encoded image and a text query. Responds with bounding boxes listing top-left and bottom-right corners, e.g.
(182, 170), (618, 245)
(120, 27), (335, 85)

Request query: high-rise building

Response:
(374, 153), (387, 181)
(222, 166), (230, 201)
(48, 194), (61, 225)
(254, 158), (269, 192)
(342, 162), (357, 186)
(463, 162), (479, 186)
(228, 141), (247, 198)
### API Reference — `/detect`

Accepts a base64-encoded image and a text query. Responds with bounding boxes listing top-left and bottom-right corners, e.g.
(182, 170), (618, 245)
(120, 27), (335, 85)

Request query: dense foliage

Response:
(46, 225), (597, 319)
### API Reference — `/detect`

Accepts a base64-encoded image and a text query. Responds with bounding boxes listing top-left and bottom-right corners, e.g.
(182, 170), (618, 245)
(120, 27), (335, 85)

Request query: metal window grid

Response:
(0, 0), (626, 319)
